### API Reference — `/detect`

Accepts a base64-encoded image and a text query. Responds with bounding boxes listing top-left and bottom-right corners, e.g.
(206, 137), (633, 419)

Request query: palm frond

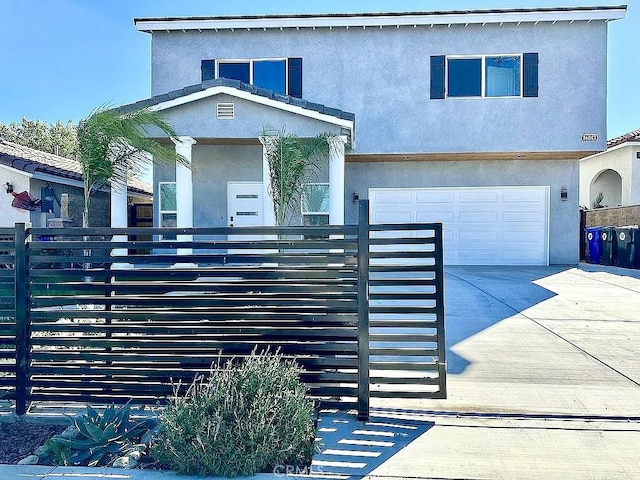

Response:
(77, 105), (186, 225)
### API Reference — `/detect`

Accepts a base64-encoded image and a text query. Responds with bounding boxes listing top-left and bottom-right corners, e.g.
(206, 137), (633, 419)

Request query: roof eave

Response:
(134, 6), (627, 32)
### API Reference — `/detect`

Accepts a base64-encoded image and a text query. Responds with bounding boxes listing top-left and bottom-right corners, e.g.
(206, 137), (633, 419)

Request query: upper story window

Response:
(448, 55), (521, 98)
(201, 58), (303, 98)
(430, 53), (538, 99)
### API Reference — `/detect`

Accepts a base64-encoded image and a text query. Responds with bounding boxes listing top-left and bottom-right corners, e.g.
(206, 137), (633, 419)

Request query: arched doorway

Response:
(590, 169), (622, 207)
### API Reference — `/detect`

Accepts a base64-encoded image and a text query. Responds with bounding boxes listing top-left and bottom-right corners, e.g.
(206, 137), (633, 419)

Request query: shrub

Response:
(39, 402), (155, 467)
(151, 350), (316, 477)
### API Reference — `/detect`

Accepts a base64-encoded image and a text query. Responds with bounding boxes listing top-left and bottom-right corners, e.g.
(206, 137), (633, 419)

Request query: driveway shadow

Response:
(311, 409), (433, 478)
(444, 266), (568, 374)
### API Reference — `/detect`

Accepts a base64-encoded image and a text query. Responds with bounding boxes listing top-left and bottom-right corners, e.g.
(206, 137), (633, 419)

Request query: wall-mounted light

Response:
(560, 187), (568, 201)
(4, 182), (13, 194)
(353, 191), (360, 203)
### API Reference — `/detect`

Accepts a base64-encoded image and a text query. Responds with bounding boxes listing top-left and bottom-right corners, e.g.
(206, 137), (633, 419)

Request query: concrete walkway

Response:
(2, 265), (639, 479)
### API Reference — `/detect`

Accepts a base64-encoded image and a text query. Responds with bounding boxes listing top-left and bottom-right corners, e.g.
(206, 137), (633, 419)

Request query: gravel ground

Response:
(0, 422), (65, 464)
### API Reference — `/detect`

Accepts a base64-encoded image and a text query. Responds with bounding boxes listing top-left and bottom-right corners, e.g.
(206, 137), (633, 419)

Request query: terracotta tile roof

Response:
(0, 140), (152, 196)
(607, 129), (640, 149)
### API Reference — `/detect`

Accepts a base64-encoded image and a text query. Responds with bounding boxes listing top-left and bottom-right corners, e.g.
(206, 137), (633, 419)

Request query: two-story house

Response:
(118, 5), (626, 265)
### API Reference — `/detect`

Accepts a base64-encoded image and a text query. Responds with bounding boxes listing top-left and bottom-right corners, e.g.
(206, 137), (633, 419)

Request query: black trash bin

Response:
(600, 227), (617, 266)
(614, 227), (640, 269)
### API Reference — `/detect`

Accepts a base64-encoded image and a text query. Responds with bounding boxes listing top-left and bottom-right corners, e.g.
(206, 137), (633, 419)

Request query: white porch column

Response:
(259, 135), (276, 226)
(173, 136), (196, 256)
(110, 177), (128, 260)
(328, 135), (348, 225)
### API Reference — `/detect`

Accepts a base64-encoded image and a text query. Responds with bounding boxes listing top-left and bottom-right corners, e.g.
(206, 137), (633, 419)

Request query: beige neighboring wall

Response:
(0, 165), (30, 228)
(580, 143), (640, 207)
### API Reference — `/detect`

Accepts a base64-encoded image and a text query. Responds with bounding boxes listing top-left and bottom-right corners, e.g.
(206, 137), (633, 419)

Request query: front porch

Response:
(110, 80), (355, 233)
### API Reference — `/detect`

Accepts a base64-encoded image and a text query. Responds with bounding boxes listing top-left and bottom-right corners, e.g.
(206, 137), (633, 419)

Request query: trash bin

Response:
(585, 227), (603, 264)
(614, 226), (640, 269)
(600, 227), (617, 266)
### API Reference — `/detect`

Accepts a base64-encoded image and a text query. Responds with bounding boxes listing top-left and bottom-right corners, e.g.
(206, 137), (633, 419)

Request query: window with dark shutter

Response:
(288, 58), (303, 98)
(430, 55), (445, 99)
(523, 53), (539, 98)
(201, 59), (215, 82)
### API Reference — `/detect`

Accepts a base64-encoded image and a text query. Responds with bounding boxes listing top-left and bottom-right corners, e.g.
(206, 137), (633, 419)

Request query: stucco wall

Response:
(150, 20), (608, 154)
(345, 159), (579, 265)
(148, 94), (342, 140)
(579, 145), (638, 208)
(0, 167), (30, 228)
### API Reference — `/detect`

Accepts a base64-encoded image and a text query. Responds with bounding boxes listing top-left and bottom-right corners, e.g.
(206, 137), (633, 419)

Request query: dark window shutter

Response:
(201, 59), (215, 82)
(288, 58), (303, 98)
(523, 53), (539, 97)
(430, 55), (445, 99)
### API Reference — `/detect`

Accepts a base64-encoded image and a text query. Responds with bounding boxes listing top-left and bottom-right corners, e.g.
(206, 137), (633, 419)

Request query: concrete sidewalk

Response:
(1, 265), (639, 479)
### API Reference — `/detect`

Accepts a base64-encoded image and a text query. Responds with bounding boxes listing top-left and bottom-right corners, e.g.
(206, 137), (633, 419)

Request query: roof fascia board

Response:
(580, 142), (640, 161)
(135, 8), (626, 32)
(0, 163), (33, 178)
(148, 86), (354, 129)
(31, 172), (84, 189)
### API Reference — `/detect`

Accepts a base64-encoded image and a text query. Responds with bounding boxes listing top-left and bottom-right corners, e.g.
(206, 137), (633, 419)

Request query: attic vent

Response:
(217, 102), (235, 119)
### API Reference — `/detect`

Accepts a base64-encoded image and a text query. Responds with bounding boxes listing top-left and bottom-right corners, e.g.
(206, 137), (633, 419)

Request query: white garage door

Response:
(369, 186), (550, 266)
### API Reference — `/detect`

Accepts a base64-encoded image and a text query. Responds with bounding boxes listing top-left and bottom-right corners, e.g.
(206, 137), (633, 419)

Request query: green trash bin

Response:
(600, 227), (617, 266)
(614, 227), (640, 269)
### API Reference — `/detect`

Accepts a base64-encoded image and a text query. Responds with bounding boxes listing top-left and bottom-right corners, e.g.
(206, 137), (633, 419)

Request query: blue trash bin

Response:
(585, 227), (602, 264)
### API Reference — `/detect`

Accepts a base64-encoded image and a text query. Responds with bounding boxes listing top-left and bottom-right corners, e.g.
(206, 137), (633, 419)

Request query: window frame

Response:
(158, 181), (178, 241)
(301, 182), (330, 226)
(216, 58), (289, 95)
(445, 53), (523, 99)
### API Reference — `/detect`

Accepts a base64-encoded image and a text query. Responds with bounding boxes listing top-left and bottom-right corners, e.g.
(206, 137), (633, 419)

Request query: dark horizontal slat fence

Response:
(0, 229), (16, 401)
(25, 224), (361, 411)
(368, 221), (446, 399)
(6, 201), (445, 418)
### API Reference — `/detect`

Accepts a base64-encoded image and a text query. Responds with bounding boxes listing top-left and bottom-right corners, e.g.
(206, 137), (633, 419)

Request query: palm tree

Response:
(262, 127), (331, 226)
(76, 107), (184, 227)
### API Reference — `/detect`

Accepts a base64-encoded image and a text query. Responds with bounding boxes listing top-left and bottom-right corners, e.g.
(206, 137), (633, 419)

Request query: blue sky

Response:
(0, 0), (637, 138)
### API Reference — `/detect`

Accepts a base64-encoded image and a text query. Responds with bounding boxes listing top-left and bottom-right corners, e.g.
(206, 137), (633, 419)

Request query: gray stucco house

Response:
(123, 5), (626, 265)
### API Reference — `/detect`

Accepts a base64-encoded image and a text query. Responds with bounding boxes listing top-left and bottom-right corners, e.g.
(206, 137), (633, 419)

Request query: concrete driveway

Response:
(365, 265), (640, 479)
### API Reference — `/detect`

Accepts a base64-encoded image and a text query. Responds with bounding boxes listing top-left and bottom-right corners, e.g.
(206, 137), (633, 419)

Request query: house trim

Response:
(580, 142), (640, 162)
(347, 151), (598, 162)
(148, 85), (354, 131)
(134, 6), (626, 32)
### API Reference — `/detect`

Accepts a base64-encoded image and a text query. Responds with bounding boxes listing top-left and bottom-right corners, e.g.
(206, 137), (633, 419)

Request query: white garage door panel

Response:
(370, 186), (549, 266)
(459, 191), (499, 203)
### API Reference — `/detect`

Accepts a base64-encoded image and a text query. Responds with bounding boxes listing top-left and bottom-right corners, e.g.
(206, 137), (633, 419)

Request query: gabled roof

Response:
(118, 78), (355, 124)
(135, 5), (626, 32)
(607, 128), (640, 149)
(0, 140), (152, 196)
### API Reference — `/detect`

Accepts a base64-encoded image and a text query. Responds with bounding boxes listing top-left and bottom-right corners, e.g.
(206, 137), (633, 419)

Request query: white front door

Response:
(370, 186), (550, 266)
(227, 182), (264, 227)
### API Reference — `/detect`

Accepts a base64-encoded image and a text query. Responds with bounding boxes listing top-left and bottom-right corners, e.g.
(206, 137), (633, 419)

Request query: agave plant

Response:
(41, 402), (155, 467)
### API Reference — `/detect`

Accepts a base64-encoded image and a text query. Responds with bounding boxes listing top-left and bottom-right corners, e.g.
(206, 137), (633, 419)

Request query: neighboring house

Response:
(0, 140), (152, 228)
(122, 5), (625, 265)
(579, 129), (640, 208)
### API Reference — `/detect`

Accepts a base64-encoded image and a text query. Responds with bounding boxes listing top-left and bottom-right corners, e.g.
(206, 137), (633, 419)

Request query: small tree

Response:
(76, 107), (183, 227)
(262, 127), (333, 226)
